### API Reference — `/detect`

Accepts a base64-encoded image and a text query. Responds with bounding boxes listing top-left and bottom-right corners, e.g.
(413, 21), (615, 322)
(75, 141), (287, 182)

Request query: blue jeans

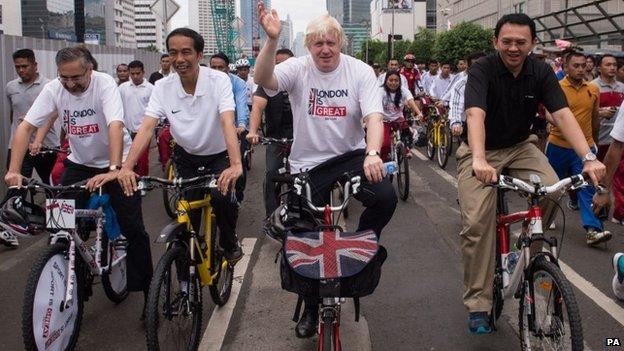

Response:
(545, 142), (602, 231)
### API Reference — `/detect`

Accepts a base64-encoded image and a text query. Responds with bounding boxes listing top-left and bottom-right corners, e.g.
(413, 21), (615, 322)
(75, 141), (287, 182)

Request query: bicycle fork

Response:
(318, 298), (341, 351)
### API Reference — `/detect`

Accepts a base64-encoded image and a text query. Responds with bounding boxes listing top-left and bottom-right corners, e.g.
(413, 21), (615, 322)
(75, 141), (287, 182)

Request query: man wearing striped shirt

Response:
(449, 52), (486, 137)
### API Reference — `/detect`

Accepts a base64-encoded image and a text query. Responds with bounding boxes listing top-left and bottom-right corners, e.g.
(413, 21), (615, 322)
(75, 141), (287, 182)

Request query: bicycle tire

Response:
(22, 242), (84, 351)
(208, 221), (234, 306)
(490, 271), (504, 330)
(426, 124), (435, 160)
(436, 124), (450, 169)
(101, 234), (129, 303)
(162, 160), (177, 219)
(244, 148), (253, 171)
(519, 258), (584, 351)
(146, 244), (203, 351)
(322, 314), (333, 351)
(396, 145), (410, 201)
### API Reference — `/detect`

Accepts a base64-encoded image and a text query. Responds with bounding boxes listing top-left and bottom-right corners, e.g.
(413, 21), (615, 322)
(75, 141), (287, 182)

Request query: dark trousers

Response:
(60, 160), (153, 292)
(6, 148), (57, 184)
(264, 143), (285, 218)
(300, 149), (398, 308)
(237, 131), (250, 201)
(173, 146), (239, 251)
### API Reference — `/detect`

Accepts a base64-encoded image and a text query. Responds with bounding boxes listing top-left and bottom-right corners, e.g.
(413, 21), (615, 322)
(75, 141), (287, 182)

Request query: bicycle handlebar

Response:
(137, 174), (220, 191)
(290, 172), (362, 213)
(9, 178), (87, 192)
(496, 173), (589, 195)
(260, 137), (293, 146)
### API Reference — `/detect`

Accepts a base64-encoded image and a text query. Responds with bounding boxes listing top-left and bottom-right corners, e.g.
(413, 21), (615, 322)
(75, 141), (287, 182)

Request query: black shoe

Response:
(295, 308), (318, 338)
(224, 243), (243, 263)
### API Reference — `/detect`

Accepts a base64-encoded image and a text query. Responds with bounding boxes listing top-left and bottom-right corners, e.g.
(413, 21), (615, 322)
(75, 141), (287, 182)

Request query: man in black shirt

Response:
(457, 13), (606, 334)
(247, 48), (294, 219)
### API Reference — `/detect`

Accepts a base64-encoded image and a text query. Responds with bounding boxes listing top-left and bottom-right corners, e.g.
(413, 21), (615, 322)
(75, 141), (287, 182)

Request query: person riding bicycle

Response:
(399, 53), (422, 96)
(4, 46), (154, 320)
(379, 70), (423, 161)
(117, 28), (244, 263)
(457, 13), (606, 334)
(255, 5), (398, 339)
(448, 52), (486, 138)
(246, 48), (295, 221)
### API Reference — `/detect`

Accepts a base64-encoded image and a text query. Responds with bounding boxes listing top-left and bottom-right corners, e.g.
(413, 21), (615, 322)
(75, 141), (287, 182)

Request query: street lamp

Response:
(361, 19), (371, 63)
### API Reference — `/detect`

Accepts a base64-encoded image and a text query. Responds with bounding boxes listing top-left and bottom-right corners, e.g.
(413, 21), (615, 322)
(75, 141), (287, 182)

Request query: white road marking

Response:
(199, 237), (257, 351)
(411, 148), (624, 329)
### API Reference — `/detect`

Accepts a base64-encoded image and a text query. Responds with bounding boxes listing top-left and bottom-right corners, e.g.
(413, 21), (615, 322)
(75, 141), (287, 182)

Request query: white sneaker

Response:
(613, 253), (624, 301)
(0, 230), (19, 248)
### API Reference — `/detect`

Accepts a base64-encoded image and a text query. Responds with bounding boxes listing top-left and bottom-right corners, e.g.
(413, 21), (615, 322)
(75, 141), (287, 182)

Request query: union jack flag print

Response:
(285, 229), (379, 279)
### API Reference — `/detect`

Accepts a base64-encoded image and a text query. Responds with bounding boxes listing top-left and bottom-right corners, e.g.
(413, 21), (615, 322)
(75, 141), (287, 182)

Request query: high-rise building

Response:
(327, 0), (371, 55)
(239, 0), (270, 57)
(292, 31), (306, 57)
(326, 0), (344, 24)
(135, 0), (165, 51)
(370, 0), (427, 42)
(189, 0), (217, 56)
(278, 14), (293, 50)
(0, 0), (22, 35)
(113, 0), (136, 48)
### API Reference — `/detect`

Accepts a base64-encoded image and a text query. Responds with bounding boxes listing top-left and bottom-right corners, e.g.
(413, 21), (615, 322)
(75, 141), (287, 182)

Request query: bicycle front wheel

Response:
(396, 145), (410, 201)
(426, 124), (435, 160)
(436, 123), (450, 169)
(101, 234), (129, 303)
(209, 223), (234, 306)
(22, 242), (83, 351)
(162, 160), (178, 219)
(146, 245), (203, 351)
(519, 258), (584, 351)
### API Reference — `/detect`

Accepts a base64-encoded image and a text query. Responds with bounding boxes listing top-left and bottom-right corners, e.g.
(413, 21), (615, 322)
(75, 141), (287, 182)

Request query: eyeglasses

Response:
(58, 68), (89, 83)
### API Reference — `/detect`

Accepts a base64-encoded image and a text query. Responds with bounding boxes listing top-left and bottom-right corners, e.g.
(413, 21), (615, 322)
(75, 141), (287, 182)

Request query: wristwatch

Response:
(366, 150), (380, 157)
(582, 152), (597, 163)
(109, 165), (121, 171)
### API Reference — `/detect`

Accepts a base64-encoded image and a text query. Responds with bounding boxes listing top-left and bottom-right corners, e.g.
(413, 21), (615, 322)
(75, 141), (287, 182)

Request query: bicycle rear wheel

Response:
(426, 124), (435, 160)
(146, 245), (203, 351)
(396, 145), (410, 201)
(101, 234), (129, 303)
(22, 242), (83, 351)
(436, 123), (450, 169)
(208, 222), (234, 306)
(162, 160), (178, 219)
(519, 258), (584, 351)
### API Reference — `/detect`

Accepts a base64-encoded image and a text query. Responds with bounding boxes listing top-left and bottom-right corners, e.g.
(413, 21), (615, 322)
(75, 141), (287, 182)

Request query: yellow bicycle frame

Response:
(428, 114), (449, 148)
(174, 195), (227, 287)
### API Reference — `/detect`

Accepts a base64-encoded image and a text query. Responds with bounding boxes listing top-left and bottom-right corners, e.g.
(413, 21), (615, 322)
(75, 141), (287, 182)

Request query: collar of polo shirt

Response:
(495, 52), (535, 77)
(175, 66), (209, 98)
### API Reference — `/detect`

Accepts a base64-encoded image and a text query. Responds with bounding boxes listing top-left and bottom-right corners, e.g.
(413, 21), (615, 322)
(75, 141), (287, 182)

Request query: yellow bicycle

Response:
(139, 174), (234, 351)
(425, 104), (452, 169)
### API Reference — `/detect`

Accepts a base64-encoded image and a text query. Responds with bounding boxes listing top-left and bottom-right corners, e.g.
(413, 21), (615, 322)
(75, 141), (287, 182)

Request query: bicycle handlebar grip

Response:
(270, 174), (294, 185)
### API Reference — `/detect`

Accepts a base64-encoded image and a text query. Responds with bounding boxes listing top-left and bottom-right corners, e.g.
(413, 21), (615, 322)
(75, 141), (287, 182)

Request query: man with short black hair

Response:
(593, 54), (624, 160)
(119, 60), (153, 176)
(429, 62), (453, 100)
(5, 49), (61, 185)
(420, 60), (439, 96)
(458, 13), (605, 334)
(148, 54), (172, 84)
(118, 28), (244, 262)
(377, 58), (408, 87)
(116, 63), (129, 85)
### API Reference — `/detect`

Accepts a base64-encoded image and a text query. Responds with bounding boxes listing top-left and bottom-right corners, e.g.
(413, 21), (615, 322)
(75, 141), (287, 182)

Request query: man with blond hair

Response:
(253, 4), (397, 338)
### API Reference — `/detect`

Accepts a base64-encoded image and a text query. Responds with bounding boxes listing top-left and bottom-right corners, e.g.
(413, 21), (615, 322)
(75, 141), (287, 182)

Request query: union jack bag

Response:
(280, 229), (387, 298)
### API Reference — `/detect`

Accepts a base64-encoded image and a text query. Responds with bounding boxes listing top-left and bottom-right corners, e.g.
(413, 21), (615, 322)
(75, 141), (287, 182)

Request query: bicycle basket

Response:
(280, 229), (387, 298)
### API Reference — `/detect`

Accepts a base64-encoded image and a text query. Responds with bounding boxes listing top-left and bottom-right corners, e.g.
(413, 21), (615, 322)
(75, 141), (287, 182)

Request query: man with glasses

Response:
(5, 46), (153, 320)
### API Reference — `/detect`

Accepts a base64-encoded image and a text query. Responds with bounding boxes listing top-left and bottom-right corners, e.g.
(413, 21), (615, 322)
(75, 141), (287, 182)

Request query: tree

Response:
(411, 27), (435, 64)
(144, 44), (160, 53)
(433, 22), (494, 66)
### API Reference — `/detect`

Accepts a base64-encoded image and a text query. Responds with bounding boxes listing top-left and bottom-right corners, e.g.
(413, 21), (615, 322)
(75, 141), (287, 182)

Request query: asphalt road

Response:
(1, 143), (623, 351)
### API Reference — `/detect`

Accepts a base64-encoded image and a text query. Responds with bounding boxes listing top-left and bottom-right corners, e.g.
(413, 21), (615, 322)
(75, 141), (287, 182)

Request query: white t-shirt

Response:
(381, 86), (414, 121)
(609, 100), (624, 142)
(429, 73), (454, 99)
(119, 79), (154, 133)
(266, 54), (383, 172)
(144, 66), (235, 156)
(25, 71), (132, 168)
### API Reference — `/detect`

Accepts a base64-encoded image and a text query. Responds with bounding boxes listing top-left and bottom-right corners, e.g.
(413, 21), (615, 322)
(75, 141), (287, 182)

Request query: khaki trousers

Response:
(456, 135), (560, 312)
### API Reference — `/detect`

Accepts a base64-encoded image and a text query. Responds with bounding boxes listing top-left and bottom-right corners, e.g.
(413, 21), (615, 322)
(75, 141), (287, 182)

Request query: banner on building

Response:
(382, 0), (413, 11)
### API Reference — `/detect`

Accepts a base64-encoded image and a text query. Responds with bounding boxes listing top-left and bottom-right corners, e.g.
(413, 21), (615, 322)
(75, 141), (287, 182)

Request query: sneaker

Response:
(567, 199), (579, 211)
(611, 218), (624, 226)
(613, 253), (624, 301)
(224, 243), (243, 263)
(586, 228), (612, 246)
(0, 230), (19, 248)
(468, 312), (492, 334)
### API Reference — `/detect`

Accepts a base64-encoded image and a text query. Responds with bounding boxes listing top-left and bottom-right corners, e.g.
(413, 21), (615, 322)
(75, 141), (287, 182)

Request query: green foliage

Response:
(433, 22), (494, 65)
(143, 44), (160, 53)
(358, 24), (491, 67)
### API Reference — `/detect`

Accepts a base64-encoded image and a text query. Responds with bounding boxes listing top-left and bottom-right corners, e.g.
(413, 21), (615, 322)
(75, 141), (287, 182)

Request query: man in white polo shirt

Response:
(4, 46), (153, 318)
(255, 5), (397, 338)
(117, 28), (244, 262)
(119, 60), (153, 176)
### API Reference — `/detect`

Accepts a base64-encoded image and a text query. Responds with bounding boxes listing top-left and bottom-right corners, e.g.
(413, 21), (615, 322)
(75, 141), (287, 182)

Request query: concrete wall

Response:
(0, 33), (161, 192)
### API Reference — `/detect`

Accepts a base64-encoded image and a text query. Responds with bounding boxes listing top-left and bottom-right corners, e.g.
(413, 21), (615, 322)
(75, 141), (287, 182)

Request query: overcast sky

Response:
(169, 0), (327, 35)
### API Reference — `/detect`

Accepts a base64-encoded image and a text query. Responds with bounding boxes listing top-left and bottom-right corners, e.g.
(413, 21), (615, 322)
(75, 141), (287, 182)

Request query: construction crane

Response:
(210, 0), (236, 59)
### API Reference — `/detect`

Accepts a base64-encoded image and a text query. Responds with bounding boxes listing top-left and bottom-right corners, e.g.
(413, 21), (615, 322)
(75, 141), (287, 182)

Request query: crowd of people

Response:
(2, 3), (624, 345)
